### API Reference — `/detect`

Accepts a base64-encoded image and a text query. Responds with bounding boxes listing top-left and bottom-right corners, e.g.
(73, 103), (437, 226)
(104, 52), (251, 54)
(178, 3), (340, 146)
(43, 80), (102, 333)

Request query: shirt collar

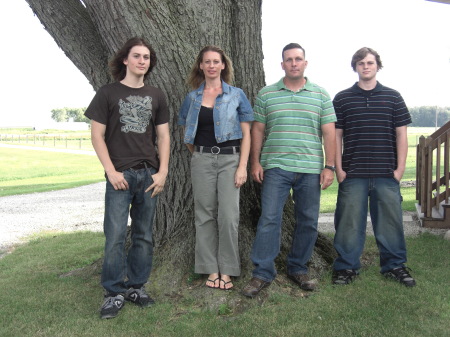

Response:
(196, 80), (230, 95)
(351, 81), (383, 94)
(276, 77), (312, 92)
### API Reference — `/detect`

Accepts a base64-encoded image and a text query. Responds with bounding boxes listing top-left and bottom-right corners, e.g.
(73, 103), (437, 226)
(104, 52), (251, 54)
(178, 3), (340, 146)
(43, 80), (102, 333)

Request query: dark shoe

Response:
(332, 269), (358, 285)
(383, 267), (416, 287)
(100, 294), (124, 319)
(124, 287), (155, 307)
(241, 277), (271, 298)
(287, 273), (317, 291)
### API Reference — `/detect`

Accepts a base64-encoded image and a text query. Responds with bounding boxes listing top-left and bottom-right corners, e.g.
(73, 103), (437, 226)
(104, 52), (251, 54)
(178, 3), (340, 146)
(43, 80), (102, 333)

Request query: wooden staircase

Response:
(416, 121), (450, 228)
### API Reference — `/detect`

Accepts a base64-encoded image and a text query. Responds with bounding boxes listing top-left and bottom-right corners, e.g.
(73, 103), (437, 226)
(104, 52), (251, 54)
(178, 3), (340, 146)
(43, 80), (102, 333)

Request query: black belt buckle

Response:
(211, 146), (220, 154)
(131, 162), (147, 170)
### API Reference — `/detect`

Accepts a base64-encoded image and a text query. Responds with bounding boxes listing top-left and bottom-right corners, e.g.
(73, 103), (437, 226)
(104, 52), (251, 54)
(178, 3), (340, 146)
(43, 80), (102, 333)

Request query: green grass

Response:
(0, 127), (447, 336)
(0, 148), (104, 196)
(0, 231), (448, 337)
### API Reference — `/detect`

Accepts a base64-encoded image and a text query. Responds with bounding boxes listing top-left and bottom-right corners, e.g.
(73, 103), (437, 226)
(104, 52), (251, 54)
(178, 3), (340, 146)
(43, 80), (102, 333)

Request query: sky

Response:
(1, 0), (450, 127)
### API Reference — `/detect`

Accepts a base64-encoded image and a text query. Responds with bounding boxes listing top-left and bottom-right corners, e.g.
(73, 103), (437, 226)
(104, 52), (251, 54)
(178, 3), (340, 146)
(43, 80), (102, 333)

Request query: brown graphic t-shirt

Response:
(85, 82), (169, 172)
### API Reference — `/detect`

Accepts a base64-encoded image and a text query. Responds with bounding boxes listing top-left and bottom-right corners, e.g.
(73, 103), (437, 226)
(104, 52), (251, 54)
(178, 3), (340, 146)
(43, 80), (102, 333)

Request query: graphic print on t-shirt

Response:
(118, 95), (153, 133)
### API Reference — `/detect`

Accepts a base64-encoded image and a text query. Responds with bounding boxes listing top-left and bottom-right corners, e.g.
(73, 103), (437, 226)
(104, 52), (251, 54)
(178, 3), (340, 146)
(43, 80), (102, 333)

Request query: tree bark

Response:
(26, 0), (335, 307)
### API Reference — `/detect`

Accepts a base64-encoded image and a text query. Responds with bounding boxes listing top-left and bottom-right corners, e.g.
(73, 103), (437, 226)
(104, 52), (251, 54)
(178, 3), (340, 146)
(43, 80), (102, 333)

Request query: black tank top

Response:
(194, 105), (240, 147)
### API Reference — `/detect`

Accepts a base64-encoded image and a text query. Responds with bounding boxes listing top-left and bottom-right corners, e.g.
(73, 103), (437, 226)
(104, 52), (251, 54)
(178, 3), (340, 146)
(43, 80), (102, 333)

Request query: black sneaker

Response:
(383, 267), (416, 287)
(100, 294), (124, 319)
(125, 287), (155, 307)
(332, 269), (358, 285)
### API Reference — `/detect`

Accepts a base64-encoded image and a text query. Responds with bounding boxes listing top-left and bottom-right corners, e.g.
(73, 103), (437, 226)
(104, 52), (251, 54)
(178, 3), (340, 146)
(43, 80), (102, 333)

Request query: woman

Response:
(178, 46), (253, 290)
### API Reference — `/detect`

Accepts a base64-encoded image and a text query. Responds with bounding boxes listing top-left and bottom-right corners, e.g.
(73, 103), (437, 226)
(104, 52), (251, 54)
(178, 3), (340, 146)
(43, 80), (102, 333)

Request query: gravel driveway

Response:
(0, 182), (105, 257)
(0, 181), (446, 259)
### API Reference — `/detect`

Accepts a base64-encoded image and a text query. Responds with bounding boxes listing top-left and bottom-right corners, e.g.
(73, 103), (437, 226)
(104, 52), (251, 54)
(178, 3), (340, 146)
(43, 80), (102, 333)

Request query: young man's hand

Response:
(107, 170), (129, 190)
(146, 171), (168, 197)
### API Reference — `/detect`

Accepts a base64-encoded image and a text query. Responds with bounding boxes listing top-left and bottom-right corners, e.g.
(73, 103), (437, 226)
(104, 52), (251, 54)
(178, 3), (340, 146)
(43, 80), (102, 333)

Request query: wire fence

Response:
(0, 129), (435, 151)
(0, 134), (94, 151)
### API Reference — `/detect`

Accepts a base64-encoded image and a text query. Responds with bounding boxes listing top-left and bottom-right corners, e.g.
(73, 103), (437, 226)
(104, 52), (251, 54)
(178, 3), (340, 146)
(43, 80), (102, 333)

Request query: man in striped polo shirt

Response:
(242, 43), (336, 298)
(331, 47), (416, 287)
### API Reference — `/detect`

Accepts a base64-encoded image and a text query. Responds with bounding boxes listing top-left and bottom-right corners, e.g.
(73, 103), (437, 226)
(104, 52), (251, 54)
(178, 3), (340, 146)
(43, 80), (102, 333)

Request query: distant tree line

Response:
(50, 105), (449, 127)
(409, 106), (450, 127)
(51, 107), (89, 123)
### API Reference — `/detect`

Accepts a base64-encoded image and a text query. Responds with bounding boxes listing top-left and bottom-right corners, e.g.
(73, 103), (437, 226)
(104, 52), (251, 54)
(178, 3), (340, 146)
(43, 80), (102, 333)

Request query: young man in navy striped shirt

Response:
(332, 47), (416, 287)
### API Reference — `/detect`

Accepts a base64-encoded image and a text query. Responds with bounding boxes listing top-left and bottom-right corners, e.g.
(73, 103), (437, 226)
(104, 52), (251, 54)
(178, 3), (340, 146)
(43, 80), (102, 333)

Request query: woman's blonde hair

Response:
(186, 45), (234, 89)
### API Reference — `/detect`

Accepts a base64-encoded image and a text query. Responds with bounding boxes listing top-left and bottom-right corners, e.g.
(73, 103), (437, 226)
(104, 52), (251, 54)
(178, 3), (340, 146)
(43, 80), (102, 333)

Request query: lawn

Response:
(0, 147), (104, 197)
(0, 231), (448, 337)
(0, 128), (448, 336)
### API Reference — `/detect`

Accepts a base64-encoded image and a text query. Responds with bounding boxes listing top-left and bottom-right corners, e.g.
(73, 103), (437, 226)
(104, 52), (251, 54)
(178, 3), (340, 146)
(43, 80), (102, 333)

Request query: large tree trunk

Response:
(26, 0), (335, 308)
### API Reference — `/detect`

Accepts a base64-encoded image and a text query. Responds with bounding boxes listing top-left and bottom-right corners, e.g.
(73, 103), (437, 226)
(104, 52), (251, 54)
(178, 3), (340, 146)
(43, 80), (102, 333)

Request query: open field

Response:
(0, 147), (103, 197)
(0, 126), (435, 210)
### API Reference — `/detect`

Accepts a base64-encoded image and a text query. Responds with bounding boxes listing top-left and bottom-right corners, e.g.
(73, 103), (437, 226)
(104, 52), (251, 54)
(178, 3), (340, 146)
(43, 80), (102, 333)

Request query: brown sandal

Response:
(220, 278), (233, 290)
(206, 277), (220, 289)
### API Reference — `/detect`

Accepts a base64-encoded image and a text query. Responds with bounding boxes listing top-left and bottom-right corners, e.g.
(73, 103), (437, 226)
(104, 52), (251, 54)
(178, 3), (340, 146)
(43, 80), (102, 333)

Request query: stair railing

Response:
(416, 120), (450, 218)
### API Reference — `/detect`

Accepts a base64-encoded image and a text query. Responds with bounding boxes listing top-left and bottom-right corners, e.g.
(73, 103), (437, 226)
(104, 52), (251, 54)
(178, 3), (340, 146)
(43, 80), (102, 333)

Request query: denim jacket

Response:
(178, 81), (254, 144)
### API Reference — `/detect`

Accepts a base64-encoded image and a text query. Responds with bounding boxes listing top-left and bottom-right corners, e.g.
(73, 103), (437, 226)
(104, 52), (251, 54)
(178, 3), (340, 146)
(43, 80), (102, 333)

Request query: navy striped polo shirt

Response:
(333, 82), (412, 178)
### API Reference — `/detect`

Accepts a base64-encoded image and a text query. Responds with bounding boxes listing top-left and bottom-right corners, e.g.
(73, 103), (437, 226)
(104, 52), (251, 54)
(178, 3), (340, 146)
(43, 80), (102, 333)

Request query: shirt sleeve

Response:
(237, 89), (254, 122)
(333, 93), (344, 130)
(177, 94), (191, 126)
(320, 88), (337, 125)
(393, 92), (412, 127)
(253, 91), (267, 124)
(84, 86), (109, 125)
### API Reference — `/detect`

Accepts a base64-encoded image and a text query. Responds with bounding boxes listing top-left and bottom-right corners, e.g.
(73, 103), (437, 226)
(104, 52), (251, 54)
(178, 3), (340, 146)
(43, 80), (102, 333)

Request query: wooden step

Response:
(415, 202), (450, 229)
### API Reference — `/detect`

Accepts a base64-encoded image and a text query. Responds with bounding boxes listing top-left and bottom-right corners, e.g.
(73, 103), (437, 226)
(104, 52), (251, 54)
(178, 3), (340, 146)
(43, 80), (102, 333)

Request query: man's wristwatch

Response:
(324, 165), (336, 172)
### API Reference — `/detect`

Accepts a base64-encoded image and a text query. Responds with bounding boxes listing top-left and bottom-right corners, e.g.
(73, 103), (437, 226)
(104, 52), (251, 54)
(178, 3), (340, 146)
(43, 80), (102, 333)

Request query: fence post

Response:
(426, 137), (433, 217)
(446, 132), (450, 204)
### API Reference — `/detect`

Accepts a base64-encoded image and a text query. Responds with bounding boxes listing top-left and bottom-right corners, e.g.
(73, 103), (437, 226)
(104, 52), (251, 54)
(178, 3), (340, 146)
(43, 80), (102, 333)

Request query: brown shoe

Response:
(241, 277), (271, 298)
(287, 273), (317, 291)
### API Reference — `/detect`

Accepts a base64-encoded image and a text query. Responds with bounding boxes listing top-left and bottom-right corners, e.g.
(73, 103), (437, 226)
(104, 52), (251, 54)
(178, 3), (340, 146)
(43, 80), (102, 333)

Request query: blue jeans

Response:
(101, 167), (157, 294)
(333, 177), (407, 273)
(251, 168), (321, 282)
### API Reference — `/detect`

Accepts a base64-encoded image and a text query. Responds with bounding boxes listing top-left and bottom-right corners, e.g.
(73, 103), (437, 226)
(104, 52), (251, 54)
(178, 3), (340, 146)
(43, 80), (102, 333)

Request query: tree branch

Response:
(25, 0), (110, 89)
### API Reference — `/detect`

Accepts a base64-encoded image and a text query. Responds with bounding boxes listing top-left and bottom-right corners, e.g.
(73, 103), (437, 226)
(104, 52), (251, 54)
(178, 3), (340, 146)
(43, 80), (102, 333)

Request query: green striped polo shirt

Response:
(254, 77), (336, 174)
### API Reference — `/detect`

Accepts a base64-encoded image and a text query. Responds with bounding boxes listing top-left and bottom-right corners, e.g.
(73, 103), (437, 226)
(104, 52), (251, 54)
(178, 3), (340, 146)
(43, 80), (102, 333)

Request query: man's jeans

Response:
(251, 168), (321, 282)
(333, 177), (407, 273)
(101, 167), (157, 295)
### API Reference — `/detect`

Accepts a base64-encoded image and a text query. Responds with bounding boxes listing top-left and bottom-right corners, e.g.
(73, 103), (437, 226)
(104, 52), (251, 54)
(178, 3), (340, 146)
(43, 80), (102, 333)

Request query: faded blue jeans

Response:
(251, 168), (321, 282)
(101, 166), (157, 295)
(333, 177), (407, 273)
